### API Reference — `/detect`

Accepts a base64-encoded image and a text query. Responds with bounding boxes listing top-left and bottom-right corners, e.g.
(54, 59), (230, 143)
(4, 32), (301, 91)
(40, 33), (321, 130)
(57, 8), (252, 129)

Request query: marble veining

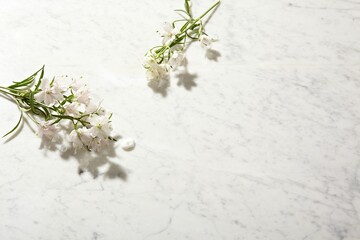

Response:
(1, 0), (360, 239)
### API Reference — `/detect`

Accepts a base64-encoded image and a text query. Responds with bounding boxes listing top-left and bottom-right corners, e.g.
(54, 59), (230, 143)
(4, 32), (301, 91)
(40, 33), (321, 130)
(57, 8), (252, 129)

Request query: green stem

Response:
(52, 114), (88, 126)
(173, 19), (188, 25)
(182, 0), (220, 34)
(25, 111), (39, 125)
(153, 0), (220, 59)
(0, 88), (19, 97)
(198, 0), (220, 21)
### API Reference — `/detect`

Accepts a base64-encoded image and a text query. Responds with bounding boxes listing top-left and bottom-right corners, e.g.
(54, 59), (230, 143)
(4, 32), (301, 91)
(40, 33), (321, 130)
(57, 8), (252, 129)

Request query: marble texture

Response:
(1, 0), (360, 239)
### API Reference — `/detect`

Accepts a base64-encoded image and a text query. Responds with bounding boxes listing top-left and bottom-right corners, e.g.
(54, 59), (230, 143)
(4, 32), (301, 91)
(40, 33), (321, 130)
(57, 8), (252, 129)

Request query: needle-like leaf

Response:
(2, 111), (23, 138)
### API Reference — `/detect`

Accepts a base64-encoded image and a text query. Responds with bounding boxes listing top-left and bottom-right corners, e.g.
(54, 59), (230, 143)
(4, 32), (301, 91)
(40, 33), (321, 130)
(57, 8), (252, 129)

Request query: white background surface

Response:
(1, 0), (360, 239)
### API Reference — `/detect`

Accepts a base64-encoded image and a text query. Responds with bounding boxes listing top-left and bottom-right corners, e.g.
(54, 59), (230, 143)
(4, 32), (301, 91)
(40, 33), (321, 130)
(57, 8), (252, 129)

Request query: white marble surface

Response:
(1, 0), (360, 239)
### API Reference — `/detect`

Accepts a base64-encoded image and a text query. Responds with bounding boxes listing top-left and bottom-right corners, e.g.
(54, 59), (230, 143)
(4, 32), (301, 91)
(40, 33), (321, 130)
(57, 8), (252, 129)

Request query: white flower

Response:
(69, 127), (92, 150)
(146, 64), (169, 83)
(53, 76), (69, 91)
(84, 101), (98, 114)
(159, 22), (180, 46)
(143, 55), (156, 69)
(97, 106), (107, 116)
(28, 70), (118, 152)
(84, 102), (112, 120)
(169, 51), (185, 69)
(69, 130), (83, 150)
(199, 35), (215, 48)
(75, 86), (91, 105)
(64, 102), (82, 117)
(38, 121), (59, 141)
(35, 78), (64, 105)
(84, 101), (109, 119)
(89, 137), (109, 152)
(70, 77), (86, 91)
(143, 55), (169, 83)
(88, 115), (112, 139)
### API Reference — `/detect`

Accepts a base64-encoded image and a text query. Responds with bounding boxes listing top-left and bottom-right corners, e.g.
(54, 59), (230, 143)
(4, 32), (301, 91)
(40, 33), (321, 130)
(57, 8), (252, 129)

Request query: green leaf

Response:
(8, 76), (35, 89)
(180, 21), (190, 32)
(185, 0), (191, 15)
(50, 77), (55, 86)
(8, 66), (44, 89)
(169, 35), (186, 48)
(2, 111), (23, 138)
(190, 23), (201, 30)
(29, 91), (37, 114)
(186, 32), (199, 40)
(51, 118), (62, 125)
(39, 65), (45, 80)
(34, 65), (45, 92)
(33, 107), (45, 117)
(42, 107), (51, 120)
(34, 79), (42, 92)
(174, 9), (189, 17)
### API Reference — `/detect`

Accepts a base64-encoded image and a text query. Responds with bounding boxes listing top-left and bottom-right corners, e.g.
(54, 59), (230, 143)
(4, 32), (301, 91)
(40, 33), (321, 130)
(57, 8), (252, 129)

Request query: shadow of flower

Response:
(147, 79), (170, 97)
(104, 162), (128, 180)
(175, 58), (198, 91)
(40, 134), (129, 181)
(176, 71), (198, 90)
(205, 49), (221, 62)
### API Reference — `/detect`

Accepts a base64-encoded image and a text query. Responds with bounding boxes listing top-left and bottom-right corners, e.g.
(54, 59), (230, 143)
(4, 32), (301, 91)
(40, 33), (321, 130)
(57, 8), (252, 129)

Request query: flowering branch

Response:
(143, 0), (221, 86)
(0, 66), (119, 152)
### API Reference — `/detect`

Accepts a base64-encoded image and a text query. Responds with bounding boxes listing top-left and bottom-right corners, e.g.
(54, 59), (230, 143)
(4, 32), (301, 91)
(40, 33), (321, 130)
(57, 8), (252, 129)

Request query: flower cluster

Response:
(144, 0), (220, 86)
(0, 66), (117, 153)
